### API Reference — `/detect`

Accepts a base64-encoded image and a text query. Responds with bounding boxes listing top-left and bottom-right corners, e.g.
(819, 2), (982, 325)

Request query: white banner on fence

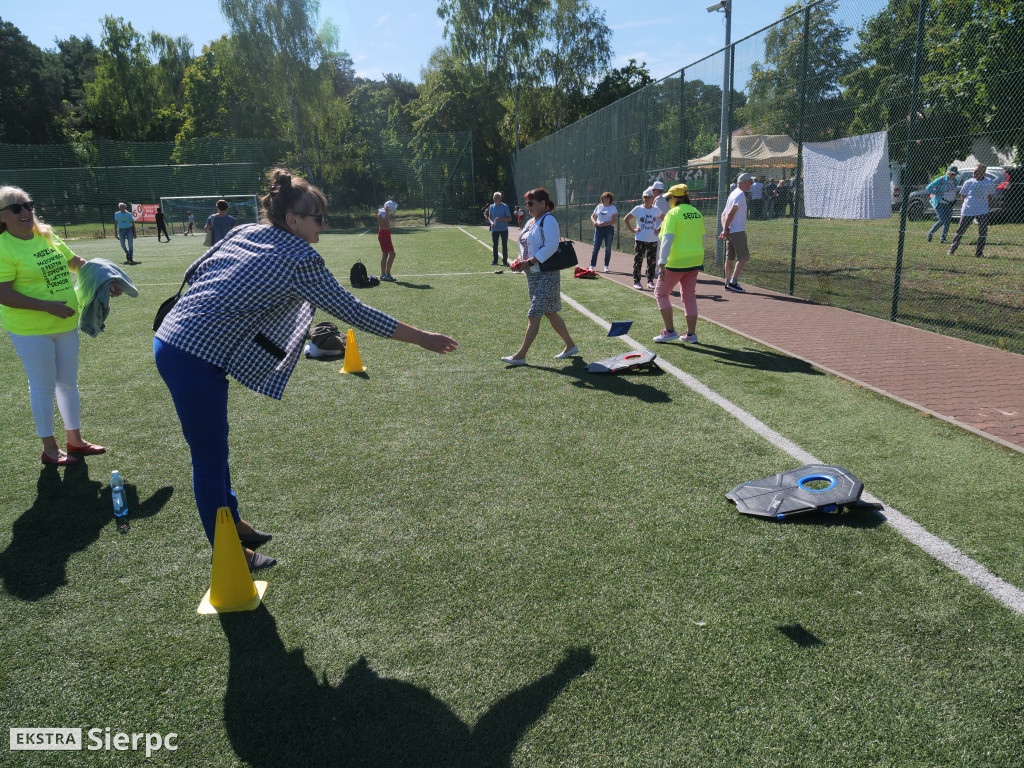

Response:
(803, 130), (892, 219)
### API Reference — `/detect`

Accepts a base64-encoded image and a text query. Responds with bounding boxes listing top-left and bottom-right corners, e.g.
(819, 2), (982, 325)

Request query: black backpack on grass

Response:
(349, 261), (379, 288)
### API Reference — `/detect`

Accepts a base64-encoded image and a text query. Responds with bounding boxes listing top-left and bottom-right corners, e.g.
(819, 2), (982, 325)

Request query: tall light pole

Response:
(708, 0), (732, 269)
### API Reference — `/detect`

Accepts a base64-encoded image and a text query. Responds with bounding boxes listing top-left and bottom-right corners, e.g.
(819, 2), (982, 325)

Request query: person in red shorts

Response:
(377, 200), (398, 281)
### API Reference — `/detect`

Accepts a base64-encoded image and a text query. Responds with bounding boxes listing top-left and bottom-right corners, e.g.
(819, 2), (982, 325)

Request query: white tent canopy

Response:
(688, 133), (799, 169)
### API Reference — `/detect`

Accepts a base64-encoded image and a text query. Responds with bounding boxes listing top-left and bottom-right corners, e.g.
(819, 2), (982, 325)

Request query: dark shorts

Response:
(378, 229), (394, 253)
(725, 230), (750, 261)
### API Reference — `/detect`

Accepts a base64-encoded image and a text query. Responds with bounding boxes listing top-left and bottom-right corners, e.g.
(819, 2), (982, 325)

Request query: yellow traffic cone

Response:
(197, 507), (268, 614)
(340, 329), (366, 373)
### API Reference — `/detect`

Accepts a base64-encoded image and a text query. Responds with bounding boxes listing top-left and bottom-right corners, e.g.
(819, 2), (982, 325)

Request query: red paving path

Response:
(517, 231), (1024, 454)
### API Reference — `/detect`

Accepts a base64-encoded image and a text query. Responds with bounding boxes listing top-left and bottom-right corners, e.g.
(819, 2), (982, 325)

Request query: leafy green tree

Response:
(539, 0), (611, 130)
(85, 17), (159, 140)
(841, 0), (1023, 181)
(176, 35), (285, 145)
(0, 19), (65, 143)
(218, 0), (338, 173)
(737, 0), (857, 142)
(436, 0), (547, 78)
(583, 59), (653, 115)
(48, 35), (100, 139)
(413, 47), (504, 197)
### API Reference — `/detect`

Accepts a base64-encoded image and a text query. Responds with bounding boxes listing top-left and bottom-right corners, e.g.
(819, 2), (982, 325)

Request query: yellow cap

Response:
(666, 183), (689, 197)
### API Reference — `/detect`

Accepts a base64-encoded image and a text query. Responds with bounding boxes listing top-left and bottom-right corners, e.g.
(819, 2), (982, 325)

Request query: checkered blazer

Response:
(156, 223), (398, 399)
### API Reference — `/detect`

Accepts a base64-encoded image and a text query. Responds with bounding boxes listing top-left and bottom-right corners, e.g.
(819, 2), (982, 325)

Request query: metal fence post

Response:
(892, 0), (929, 321)
(714, 31), (732, 270)
(789, 5), (811, 296)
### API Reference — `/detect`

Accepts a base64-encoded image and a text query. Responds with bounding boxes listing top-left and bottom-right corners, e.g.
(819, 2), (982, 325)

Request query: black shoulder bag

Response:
(153, 235), (229, 331)
(536, 213), (579, 272)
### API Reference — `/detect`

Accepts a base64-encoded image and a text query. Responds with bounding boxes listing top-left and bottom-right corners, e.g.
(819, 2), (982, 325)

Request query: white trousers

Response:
(7, 329), (81, 437)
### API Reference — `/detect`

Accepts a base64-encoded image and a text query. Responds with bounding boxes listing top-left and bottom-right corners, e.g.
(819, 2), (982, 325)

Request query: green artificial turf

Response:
(1, 227), (1023, 767)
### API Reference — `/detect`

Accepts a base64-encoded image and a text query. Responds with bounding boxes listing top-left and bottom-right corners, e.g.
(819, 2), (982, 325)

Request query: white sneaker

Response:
(633, 282), (642, 290)
(653, 330), (680, 342)
(500, 355), (526, 366)
(603, 266), (610, 273)
(647, 283), (655, 291)
(681, 332), (698, 343)
(554, 345), (579, 359)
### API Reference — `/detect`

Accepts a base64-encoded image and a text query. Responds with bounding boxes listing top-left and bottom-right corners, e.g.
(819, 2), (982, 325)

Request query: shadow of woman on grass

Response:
(532, 357), (670, 404)
(0, 461), (172, 601)
(220, 605), (595, 768)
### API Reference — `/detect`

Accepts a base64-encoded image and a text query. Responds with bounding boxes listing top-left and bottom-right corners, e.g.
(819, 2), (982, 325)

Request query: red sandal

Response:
(66, 443), (106, 455)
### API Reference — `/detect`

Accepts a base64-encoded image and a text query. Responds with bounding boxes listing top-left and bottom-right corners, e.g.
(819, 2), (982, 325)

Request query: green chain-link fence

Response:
(371, 132), (476, 225)
(513, 0), (1024, 353)
(0, 138), (288, 239)
(0, 132), (477, 235)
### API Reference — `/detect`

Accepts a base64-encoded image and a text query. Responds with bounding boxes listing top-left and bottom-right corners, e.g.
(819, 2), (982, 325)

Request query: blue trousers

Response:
(153, 337), (240, 545)
(118, 228), (134, 258)
(928, 202), (953, 241)
(591, 225), (614, 267)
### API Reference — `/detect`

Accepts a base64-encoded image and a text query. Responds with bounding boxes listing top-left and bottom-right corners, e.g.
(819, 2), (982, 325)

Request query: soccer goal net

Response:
(159, 195), (259, 233)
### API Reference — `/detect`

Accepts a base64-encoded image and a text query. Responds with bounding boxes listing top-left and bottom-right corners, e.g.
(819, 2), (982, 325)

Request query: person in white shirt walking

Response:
(719, 173), (754, 292)
(947, 165), (995, 259)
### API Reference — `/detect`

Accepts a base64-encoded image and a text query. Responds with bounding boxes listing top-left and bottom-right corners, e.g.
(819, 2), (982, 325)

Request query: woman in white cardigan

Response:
(501, 187), (578, 366)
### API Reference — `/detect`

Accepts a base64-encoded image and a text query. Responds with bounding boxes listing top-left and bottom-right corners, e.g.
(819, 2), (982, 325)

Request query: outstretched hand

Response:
(419, 332), (458, 354)
(109, 283), (123, 298)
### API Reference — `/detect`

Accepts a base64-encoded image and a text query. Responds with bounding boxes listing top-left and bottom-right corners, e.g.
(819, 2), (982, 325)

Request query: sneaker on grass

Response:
(681, 332), (698, 343)
(653, 329), (680, 342)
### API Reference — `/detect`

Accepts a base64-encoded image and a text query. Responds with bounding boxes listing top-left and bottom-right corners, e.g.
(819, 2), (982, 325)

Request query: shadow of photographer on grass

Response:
(220, 605), (595, 768)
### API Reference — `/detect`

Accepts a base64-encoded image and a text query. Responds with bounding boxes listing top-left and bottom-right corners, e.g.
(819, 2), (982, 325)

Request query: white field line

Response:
(559, 292), (1024, 616)
(358, 228), (373, 236)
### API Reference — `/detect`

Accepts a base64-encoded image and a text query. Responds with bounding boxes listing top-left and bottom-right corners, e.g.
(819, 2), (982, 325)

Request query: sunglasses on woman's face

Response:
(295, 212), (324, 225)
(5, 202), (34, 214)
(525, 200), (537, 207)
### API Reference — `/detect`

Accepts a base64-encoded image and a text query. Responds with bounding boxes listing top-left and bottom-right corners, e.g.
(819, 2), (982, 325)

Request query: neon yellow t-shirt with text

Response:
(0, 230), (79, 335)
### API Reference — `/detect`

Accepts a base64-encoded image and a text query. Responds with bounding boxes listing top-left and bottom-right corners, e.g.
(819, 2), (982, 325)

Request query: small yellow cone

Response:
(197, 507), (267, 614)
(340, 329), (366, 373)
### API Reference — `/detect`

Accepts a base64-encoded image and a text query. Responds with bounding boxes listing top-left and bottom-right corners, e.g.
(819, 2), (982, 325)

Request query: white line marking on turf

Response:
(453, 225), (1024, 614)
(358, 228), (373, 236)
(560, 292), (1024, 616)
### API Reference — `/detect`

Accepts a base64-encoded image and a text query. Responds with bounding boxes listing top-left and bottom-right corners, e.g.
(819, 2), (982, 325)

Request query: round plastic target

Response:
(797, 474), (836, 492)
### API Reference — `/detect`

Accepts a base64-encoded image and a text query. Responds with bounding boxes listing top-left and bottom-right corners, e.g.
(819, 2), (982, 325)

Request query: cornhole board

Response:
(726, 464), (864, 520)
(586, 350), (658, 374)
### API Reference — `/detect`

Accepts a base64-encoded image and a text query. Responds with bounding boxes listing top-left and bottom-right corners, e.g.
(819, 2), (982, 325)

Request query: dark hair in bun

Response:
(260, 167), (327, 230)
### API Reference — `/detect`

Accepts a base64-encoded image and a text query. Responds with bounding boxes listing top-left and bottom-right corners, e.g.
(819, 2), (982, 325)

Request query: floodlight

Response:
(707, 1), (727, 11)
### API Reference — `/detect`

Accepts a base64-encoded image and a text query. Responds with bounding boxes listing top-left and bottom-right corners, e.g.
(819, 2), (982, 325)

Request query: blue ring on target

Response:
(797, 474), (836, 492)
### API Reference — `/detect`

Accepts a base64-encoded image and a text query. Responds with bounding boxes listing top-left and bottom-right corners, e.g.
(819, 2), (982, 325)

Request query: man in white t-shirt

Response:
(719, 172), (754, 292)
(625, 188), (661, 289)
(947, 165), (995, 259)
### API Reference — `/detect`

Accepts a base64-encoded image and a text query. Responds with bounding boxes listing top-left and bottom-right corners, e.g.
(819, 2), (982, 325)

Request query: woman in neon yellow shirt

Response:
(0, 186), (114, 466)
(652, 183), (705, 344)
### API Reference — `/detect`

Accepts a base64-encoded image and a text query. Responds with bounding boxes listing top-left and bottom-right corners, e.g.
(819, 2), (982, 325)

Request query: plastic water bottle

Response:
(110, 470), (128, 528)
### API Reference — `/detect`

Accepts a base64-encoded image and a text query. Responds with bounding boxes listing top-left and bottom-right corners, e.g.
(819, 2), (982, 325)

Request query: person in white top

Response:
(749, 177), (764, 220)
(651, 180), (670, 229)
(719, 172), (754, 293)
(947, 165), (996, 259)
(501, 187), (579, 366)
(589, 192), (618, 272)
(624, 188), (660, 289)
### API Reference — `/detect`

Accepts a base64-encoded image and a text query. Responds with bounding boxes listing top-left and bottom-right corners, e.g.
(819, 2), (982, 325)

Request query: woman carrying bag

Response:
(502, 187), (579, 366)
